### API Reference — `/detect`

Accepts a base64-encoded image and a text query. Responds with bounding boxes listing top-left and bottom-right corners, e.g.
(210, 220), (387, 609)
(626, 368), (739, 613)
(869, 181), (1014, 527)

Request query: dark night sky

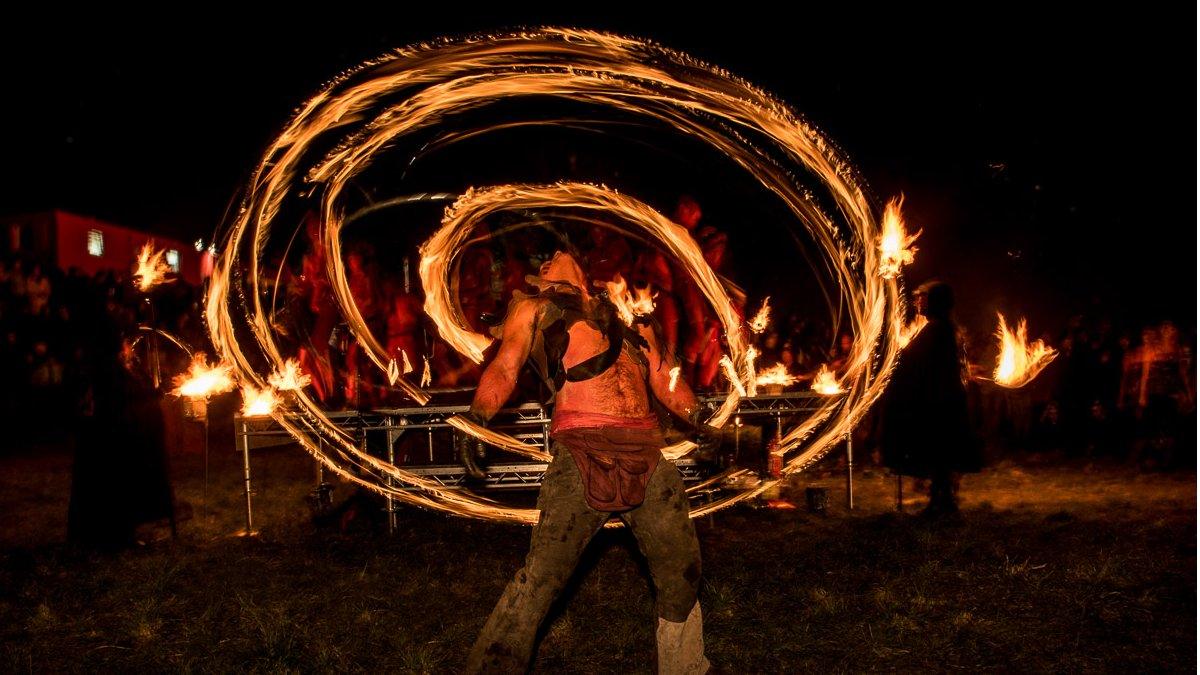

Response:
(2, 7), (1195, 338)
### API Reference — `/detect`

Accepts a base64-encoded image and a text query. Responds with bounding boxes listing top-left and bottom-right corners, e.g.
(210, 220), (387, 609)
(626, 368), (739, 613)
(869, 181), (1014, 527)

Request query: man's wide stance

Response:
(461, 251), (715, 674)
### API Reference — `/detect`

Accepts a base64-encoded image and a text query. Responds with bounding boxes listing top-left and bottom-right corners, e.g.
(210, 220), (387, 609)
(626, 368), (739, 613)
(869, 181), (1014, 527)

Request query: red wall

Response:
(53, 211), (202, 285)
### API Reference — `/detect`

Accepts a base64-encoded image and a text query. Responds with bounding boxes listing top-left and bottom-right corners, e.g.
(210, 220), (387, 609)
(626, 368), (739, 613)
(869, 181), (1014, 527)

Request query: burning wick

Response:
(756, 363), (798, 388)
(134, 242), (173, 292)
(268, 358), (311, 391)
(749, 297), (771, 333)
(878, 196), (921, 279)
(173, 356), (235, 399)
(993, 313), (1057, 388)
(603, 274), (656, 326)
(811, 364), (843, 395)
(241, 384), (276, 417)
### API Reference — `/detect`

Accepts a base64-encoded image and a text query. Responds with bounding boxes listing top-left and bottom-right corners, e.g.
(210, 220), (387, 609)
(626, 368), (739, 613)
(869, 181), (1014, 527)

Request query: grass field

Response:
(0, 434), (1194, 673)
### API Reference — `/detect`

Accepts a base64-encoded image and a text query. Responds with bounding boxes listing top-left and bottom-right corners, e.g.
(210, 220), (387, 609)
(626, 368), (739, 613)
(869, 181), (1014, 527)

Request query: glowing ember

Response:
(755, 363), (798, 388)
(811, 364), (844, 395)
(719, 354), (747, 397)
(668, 365), (681, 392)
(899, 314), (928, 348)
(268, 358), (312, 391)
(134, 242), (173, 292)
(241, 384), (277, 417)
(749, 297), (771, 333)
(603, 274), (656, 326)
(878, 196), (921, 279)
(173, 356), (235, 399)
(993, 313), (1057, 388)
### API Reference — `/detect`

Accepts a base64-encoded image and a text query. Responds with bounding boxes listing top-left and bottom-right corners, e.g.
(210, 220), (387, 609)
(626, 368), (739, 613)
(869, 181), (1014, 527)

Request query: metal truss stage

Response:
(233, 391), (851, 532)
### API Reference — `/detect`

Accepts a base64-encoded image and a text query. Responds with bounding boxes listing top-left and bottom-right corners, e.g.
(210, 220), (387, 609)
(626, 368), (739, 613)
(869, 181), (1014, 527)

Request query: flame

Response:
(401, 349), (415, 374)
(204, 30), (905, 525)
(993, 313), (1057, 387)
(811, 364), (843, 395)
(603, 274), (656, 326)
(421, 356), (432, 388)
(878, 196), (921, 279)
(668, 365), (681, 392)
(173, 356), (235, 399)
(134, 242), (172, 292)
(718, 354), (747, 397)
(241, 384), (277, 417)
(749, 297), (771, 333)
(899, 314), (927, 348)
(387, 358), (400, 385)
(744, 346), (759, 397)
(268, 358), (312, 391)
(755, 363), (798, 388)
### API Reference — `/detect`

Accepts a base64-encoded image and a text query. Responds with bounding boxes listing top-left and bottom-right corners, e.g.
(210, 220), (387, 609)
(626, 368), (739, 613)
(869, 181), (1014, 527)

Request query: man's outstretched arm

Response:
(468, 297), (539, 423)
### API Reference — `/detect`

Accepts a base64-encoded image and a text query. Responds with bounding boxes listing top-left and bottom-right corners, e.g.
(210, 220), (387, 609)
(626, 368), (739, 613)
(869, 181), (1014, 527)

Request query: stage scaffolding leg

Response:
(845, 433), (854, 510)
(385, 416), (397, 536)
(240, 419), (254, 534)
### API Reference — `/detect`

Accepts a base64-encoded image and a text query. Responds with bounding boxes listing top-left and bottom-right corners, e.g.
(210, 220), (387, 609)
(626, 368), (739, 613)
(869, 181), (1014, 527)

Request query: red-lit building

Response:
(2, 210), (209, 285)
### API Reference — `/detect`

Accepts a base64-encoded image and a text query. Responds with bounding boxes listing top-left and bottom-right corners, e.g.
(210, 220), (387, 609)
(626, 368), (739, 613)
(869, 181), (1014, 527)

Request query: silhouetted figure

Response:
(881, 281), (981, 516)
(68, 308), (174, 550)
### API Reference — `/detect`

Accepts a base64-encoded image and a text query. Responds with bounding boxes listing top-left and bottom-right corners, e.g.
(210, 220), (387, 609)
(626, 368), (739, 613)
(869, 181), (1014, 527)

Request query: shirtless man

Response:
(461, 251), (717, 674)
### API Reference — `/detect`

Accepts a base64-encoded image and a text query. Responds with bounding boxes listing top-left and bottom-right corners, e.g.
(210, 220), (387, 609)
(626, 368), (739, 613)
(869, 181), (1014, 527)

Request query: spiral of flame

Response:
(204, 28), (906, 524)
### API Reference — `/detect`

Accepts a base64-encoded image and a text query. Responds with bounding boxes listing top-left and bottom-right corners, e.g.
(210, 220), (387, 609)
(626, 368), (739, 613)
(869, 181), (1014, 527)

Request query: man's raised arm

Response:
(467, 297), (539, 423)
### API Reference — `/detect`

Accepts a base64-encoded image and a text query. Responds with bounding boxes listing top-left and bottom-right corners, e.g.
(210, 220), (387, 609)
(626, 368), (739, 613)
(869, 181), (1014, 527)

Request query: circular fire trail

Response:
(205, 28), (908, 524)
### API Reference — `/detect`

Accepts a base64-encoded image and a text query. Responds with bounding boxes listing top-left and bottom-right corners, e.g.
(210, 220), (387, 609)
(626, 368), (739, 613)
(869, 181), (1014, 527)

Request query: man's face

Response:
(539, 251), (588, 290)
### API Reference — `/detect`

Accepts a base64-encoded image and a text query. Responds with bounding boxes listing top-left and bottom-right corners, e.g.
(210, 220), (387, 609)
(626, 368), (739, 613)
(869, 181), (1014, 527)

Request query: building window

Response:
(87, 229), (104, 257)
(166, 249), (180, 273)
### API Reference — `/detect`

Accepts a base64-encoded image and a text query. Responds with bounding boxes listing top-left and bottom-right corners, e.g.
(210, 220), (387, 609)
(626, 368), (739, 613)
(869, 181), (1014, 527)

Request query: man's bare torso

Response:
(555, 316), (652, 419)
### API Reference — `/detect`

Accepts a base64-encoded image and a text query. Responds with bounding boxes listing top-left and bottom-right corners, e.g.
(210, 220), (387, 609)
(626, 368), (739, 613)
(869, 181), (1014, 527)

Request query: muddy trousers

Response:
(466, 444), (708, 674)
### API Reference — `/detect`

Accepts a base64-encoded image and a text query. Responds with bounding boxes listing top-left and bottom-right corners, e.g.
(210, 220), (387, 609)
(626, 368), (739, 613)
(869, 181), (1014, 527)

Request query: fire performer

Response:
(460, 250), (719, 673)
(881, 280), (982, 517)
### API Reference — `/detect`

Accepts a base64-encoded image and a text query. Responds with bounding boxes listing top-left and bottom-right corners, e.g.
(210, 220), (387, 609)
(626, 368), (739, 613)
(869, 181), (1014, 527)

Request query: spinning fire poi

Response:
(204, 29), (915, 527)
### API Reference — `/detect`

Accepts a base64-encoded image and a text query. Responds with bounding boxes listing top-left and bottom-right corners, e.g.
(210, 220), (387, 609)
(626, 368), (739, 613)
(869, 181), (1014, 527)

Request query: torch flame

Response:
(421, 355), (432, 388)
(173, 355), (235, 399)
(268, 358), (312, 391)
(134, 242), (173, 292)
(604, 274), (656, 326)
(811, 364), (844, 395)
(387, 359), (400, 385)
(878, 196), (921, 279)
(749, 297), (771, 333)
(241, 384), (277, 417)
(755, 363), (798, 388)
(993, 313), (1057, 388)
